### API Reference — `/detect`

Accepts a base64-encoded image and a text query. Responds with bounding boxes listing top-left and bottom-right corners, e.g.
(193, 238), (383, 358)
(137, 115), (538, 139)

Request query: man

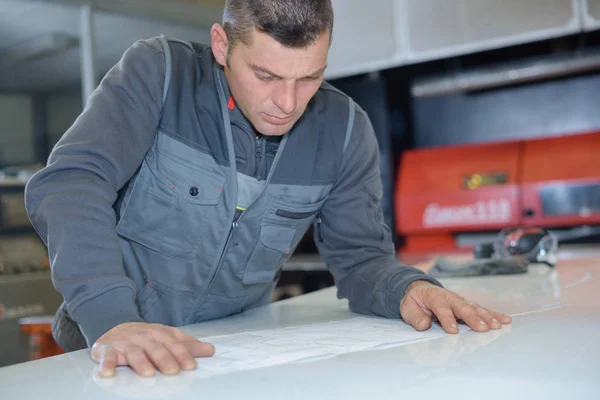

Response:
(25, 0), (511, 378)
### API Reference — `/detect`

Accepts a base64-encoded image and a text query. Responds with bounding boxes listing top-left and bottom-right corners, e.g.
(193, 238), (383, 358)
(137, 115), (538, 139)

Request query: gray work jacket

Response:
(25, 37), (442, 349)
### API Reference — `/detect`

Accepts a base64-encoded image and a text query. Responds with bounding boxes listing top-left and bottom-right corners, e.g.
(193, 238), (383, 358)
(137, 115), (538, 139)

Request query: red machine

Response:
(395, 131), (600, 252)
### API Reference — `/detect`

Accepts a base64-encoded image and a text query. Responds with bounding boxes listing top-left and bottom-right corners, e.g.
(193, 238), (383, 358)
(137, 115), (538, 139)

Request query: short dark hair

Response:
(223, 0), (334, 50)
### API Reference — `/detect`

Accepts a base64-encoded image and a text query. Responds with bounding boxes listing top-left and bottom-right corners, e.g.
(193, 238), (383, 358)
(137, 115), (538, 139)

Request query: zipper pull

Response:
(232, 206), (244, 246)
(232, 221), (239, 246)
(316, 213), (324, 243)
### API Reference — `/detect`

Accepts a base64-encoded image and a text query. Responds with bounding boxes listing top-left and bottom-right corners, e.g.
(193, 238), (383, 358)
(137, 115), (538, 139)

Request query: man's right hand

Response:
(91, 322), (215, 378)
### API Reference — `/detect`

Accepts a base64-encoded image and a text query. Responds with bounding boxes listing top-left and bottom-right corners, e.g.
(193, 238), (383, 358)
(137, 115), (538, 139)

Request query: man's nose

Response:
(273, 81), (297, 115)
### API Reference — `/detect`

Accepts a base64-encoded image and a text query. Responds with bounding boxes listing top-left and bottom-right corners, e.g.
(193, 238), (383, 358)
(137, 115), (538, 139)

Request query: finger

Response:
(429, 302), (460, 334)
(124, 346), (156, 377)
(97, 347), (119, 378)
(400, 297), (433, 331)
(171, 328), (216, 357)
(142, 341), (180, 376)
(147, 329), (196, 369)
(152, 327), (214, 367)
(474, 305), (502, 329)
(184, 337), (216, 358)
(491, 310), (512, 324)
(164, 342), (197, 371)
(451, 300), (489, 332)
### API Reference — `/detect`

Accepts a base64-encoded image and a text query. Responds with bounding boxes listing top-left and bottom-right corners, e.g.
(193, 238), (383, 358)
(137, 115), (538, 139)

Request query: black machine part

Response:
(429, 257), (529, 278)
(474, 227), (559, 267)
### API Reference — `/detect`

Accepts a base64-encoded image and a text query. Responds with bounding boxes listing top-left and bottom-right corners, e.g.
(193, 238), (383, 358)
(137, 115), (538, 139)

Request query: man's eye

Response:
(257, 75), (274, 81)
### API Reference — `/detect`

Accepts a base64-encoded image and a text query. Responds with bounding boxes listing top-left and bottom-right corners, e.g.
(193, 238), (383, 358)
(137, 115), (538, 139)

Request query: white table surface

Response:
(1, 251), (599, 400)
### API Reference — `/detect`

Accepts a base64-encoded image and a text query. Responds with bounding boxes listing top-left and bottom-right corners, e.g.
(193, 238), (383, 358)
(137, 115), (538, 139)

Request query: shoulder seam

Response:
(161, 36), (194, 50)
(138, 38), (164, 55)
(157, 36), (172, 108)
(343, 100), (355, 154)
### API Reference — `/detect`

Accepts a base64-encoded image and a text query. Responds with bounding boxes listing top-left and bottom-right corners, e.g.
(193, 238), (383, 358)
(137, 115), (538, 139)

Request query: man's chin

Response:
(254, 121), (293, 137)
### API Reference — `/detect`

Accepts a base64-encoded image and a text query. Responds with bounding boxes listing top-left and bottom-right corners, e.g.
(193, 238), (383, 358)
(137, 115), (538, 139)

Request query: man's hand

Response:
(400, 280), (512, 334)
(91, 322), (215, 378)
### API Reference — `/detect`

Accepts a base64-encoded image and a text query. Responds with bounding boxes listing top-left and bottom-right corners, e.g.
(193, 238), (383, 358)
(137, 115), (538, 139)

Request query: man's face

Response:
(216, 28), (329, 136)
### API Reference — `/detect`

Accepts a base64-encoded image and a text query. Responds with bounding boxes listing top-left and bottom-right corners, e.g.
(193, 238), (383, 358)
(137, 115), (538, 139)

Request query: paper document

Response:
(195, 317), (470, 378)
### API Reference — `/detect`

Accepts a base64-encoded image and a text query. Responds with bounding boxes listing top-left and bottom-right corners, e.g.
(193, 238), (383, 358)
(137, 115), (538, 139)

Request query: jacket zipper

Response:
(199, 136), (263, 309)
(232, 221), (239, 246)
(232, 207), (244, 246)
(196, 65), (290, 319)
(190, 203), (243, 323)
(255, 135), (265, 181)
(316, 213), (324, 242)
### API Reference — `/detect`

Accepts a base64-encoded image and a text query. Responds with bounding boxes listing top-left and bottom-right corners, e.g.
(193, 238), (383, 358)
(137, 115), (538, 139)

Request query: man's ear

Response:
(210, 23), (229, 67)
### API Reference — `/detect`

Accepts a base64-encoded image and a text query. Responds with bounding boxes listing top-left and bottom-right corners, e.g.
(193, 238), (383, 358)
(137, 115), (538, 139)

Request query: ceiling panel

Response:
(584, 0), (600, 31)
(0, 0), (212, 92)
(404, 0), (579, 62)
(325, 0), (400, 79)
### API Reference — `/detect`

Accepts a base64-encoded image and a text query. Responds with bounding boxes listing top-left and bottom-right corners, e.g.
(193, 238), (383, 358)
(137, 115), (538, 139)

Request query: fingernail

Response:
(99, 370), (114, 378)
(142, 369), (155, 377)
(184, 362), (197, 370)
(480, 320), (488, 327)
(492, 318), (500, 325)
(450, 324), (457, 331)
(165, 365), (178, 375)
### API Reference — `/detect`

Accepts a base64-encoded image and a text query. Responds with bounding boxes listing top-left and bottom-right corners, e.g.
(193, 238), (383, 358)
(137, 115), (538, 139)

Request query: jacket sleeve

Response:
(24, 38), (166, 346)
(314, 104), (443, 319)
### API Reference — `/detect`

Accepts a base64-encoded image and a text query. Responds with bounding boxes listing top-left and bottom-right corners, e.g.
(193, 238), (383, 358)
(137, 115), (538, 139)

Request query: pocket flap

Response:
(259, 225), (295, 253)
(150, 152), (225, 206)
(275, 209), (318, 219)
(150, 134), (226, 206)
(179, 171), (225, 205)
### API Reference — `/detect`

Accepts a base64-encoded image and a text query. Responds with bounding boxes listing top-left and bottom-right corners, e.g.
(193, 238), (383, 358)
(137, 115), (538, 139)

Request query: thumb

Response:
(401, 296), (432, 331)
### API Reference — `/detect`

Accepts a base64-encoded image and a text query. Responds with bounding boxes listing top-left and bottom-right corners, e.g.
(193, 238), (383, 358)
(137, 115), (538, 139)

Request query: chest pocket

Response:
(116, 134), (225, 260)
(242, 197), (326, 284)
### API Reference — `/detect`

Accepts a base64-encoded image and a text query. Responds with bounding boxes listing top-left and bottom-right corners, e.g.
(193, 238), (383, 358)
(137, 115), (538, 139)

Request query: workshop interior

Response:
(1, 0), (599, 368)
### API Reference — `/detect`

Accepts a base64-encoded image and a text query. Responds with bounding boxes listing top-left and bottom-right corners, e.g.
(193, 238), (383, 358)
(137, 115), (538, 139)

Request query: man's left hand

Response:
(400, 280), (512, 334)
